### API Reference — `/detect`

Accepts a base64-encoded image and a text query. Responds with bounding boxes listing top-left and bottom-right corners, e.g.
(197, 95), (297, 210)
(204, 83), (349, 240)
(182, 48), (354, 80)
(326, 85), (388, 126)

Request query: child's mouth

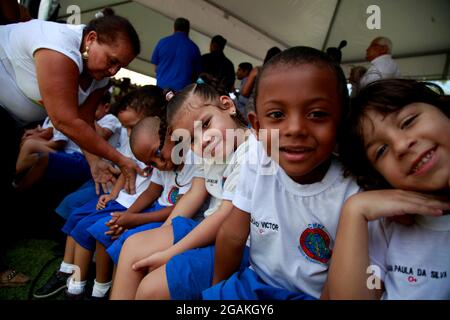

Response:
(280, 146), (313, 162)
(410, 148), (437, 175)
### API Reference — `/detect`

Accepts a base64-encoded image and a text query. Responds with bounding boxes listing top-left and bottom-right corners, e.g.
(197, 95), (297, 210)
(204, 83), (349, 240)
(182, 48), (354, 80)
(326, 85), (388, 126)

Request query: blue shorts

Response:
(88, 202), (166, 264)
(61, 198), (127, 250)
(55, 179), (100, 220)
(44, 151), (91, 184)
(165, 216), (250, 300)
(202, 267), (316, 300)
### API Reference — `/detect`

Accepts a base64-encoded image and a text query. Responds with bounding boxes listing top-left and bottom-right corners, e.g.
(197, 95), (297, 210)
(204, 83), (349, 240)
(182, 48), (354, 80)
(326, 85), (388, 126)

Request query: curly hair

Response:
(338, 78), (450, 190)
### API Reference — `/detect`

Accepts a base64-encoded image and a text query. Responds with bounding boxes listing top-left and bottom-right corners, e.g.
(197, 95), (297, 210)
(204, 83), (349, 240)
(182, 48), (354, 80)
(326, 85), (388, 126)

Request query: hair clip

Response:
(165, 91), (175, 102)
(95, 11), (104, 18)
(196, 78), (205, 85)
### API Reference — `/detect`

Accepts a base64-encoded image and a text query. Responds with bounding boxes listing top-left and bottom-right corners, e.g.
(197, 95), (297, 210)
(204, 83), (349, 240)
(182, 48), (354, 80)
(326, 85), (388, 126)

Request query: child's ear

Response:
(104, 103), (111, 113)
(219, 96), (236, 114)
(248, 111), (260, 138)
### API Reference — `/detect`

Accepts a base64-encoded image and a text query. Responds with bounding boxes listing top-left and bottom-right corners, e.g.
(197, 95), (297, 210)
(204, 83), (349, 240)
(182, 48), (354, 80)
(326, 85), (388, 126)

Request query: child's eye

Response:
(308, 110), (330, 119)
(375, 144), (388, 160)
(268, 111), (284, 119)
(202, 119), (211, 129)
(400, 114), (418, 129)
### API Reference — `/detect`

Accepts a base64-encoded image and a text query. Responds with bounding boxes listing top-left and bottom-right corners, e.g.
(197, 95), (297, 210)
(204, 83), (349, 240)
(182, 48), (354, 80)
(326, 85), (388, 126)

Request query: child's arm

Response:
(126, 182), (163, 214)
(95, 123), (113, 141)
(212, 205), (250, 285)
(328, 190), (449, 300)
(162, 177), (209, 226)
(96, 173), (125, 210)
(16, 138), (65, 174)
(132, 199), (235, 272)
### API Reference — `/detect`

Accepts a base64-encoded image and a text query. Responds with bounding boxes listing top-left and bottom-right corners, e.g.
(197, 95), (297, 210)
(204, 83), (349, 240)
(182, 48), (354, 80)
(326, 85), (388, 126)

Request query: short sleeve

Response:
(368, 219), (389, 282)
(231, 162), (256, 214)
(51, 127), (69, 143)
(150, 41), (161, 65)
(97, 114), (121, 133)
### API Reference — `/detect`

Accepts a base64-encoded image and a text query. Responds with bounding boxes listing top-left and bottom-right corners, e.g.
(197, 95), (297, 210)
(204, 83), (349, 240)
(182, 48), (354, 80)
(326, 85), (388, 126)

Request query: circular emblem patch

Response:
(299, 225), (332, 264)
(168, 187), (179, 205)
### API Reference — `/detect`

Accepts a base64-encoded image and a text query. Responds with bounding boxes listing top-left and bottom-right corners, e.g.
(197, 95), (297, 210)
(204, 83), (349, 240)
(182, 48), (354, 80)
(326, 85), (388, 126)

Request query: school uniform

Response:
(88, 161), (197, 264)
(202, 135), (360, 300)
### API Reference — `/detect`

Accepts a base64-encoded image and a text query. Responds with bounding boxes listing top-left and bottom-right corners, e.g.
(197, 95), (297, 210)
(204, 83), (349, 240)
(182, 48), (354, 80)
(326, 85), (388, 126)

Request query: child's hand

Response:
(96, 194), (113, 210)
(346, 190), (450, 221)
(114, 212), (140, 229)
(132, 250), (172, 272)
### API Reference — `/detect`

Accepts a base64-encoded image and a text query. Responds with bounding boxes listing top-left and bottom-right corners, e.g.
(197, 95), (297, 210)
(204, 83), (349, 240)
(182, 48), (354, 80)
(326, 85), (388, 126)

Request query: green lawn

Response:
(0, 238), (64, 300)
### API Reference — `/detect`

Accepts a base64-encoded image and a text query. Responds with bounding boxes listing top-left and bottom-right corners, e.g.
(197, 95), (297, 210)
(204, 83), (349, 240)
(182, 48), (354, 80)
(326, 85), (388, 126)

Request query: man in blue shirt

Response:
(151, 17), (202, 91)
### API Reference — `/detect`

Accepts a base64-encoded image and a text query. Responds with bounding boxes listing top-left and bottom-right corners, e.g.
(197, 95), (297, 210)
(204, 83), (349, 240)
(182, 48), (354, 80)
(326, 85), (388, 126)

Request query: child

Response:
(202, 46), (361, 300)
(54, 86), (166, 220)
(327, 79), (450, 300)
(110, 80), (251, 300)
(14, 91), (121, 191)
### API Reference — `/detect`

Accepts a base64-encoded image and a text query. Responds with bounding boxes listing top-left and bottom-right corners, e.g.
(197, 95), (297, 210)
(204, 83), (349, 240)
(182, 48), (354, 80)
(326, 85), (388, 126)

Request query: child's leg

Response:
(15, 153), (49, 190)
(73, 243), (92, 281)
(110, 225), (174, 300)
(63, 236), (76, 263)
(95, 241), (112, 283)
(135, 265), (170, 300)
(15, 139), (54, 174)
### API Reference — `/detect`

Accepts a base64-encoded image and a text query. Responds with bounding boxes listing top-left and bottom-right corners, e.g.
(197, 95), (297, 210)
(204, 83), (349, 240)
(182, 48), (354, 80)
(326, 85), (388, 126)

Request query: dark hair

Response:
(174, 17), (190, 33)
(83, 8), (140, 56)
(254, 46), (349, 143)
(211, 35), (227, 51)
(338, 79), (450, 190)
(326, 40), (348, 64)
(167, 78), (248, 129)
(263, 47), (282, 65)
(238, 62), (253, 73)
(99, 90), (111, 105)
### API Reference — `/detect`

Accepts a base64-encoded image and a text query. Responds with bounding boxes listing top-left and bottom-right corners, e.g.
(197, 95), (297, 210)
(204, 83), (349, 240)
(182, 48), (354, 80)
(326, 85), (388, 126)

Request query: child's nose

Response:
(286, 117), (307, 137)
(392, 135), (416, 158)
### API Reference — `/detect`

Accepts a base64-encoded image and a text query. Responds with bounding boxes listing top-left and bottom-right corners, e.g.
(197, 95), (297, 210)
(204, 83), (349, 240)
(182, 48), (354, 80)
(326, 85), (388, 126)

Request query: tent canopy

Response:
(57, 0), (450, 80)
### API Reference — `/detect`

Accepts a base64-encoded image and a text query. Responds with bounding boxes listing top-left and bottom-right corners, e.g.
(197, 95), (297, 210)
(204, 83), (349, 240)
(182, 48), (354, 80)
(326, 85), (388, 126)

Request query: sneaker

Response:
(33, 271), (71, 299)
(64, 288), (86, 300)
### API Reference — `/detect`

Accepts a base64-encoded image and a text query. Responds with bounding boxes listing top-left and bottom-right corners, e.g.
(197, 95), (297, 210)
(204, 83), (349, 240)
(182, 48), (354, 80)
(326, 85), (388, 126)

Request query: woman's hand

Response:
(118, 156), (145, 195)
(89, 158), (121, 195)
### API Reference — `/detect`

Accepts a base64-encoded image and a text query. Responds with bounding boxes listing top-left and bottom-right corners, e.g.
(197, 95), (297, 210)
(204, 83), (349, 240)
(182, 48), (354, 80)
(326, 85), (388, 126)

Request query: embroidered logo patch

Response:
(299, 223), (332, 265)
(168, 187), (179, 204)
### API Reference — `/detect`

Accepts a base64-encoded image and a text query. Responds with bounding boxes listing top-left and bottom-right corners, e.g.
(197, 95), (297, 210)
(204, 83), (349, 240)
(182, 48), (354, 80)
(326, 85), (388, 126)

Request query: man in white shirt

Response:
(359, 37), (401, 88)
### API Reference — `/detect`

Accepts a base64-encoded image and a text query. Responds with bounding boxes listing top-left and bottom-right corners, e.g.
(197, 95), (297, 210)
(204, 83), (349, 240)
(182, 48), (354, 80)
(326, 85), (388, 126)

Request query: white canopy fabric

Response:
(57, 0), (450, 80)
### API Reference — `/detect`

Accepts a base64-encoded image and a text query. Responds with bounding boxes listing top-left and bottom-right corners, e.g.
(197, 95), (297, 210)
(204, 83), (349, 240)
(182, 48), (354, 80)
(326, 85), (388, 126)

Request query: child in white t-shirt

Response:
(14, 91), (120, 190)
(110, 81), (251, 300)
(328, 79), (450, 300)
(203, 46), (360, 300)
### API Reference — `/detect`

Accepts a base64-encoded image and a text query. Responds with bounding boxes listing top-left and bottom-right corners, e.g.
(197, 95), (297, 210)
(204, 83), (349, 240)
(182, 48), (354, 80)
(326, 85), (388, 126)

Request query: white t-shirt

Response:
(150, 163), (197, 207)
(196, 133), (251, 217)
(0, 20), (109, 124)
(232, 136), (360, 299)
(44, 114), (122, 154)
(97, 114), (122, 149)
(369, 215), (450, 300)
(359, 54), (401, 88)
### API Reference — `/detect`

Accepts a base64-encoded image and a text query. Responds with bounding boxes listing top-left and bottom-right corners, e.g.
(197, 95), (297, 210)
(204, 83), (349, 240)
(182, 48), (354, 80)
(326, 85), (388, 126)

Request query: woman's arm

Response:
(34, 49), (142, 194)
(212, 206), (250, 284)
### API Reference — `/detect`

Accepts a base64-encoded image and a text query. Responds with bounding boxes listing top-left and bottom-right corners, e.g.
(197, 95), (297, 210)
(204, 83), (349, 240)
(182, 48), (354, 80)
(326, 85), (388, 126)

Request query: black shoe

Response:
(87, 287), (111, 301)
(64, 288), (86, 300)
(33, 271), (71, 299)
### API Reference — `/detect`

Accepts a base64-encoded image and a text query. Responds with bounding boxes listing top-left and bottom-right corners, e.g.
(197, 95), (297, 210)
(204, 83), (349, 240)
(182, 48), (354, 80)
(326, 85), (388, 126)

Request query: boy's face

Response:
(236, 67), (249, 80)
(132, 132), (175, 172)
(250, 64), (341, 184)
(362, 102), (450, 192)
(118, 107), (141, 133)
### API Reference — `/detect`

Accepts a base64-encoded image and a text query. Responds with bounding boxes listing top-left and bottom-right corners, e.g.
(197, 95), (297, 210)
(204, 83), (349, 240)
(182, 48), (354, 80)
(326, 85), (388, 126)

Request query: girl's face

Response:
(84, 32), (135, 80)
(250, 64), (341, 184)
(172, 95), (239, 160)
(118, 107), (141, 135)
(362, 102), (450, 192)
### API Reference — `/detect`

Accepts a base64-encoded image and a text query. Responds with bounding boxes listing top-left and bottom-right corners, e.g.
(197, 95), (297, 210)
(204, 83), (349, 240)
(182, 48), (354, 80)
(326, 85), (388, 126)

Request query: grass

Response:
(0, 238), (65, 300)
